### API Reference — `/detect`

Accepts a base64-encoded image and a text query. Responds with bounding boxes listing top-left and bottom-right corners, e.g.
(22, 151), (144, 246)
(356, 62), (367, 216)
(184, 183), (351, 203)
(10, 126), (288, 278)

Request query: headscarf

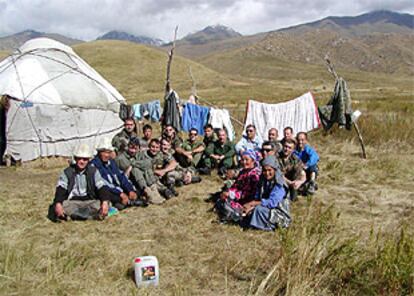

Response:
(261, 155), (285, 186)
(242, 149), (260, 167)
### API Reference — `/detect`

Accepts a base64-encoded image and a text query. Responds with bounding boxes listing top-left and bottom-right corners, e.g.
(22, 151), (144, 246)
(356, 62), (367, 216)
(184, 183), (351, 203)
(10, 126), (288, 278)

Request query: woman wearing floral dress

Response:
(215, 150), (261, 223)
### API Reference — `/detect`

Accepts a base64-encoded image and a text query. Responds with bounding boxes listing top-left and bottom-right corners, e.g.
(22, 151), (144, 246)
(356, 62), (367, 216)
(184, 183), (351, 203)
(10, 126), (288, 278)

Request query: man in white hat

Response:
(52, 143), (112, 221)
(90, 138), (144, 210)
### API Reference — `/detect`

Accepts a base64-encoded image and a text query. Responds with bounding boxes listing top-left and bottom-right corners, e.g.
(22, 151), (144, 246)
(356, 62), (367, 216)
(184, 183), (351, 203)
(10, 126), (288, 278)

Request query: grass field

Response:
(0, 41), (413, 295)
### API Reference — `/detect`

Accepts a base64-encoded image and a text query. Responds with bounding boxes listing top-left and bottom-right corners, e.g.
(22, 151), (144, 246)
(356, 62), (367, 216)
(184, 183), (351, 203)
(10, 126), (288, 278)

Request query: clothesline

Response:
(195, 97), (244, 127)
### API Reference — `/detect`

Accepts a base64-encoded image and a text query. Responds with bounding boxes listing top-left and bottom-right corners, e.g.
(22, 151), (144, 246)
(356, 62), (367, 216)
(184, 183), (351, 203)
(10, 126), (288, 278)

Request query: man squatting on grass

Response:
(53, 143), (112, 220)
(90, 137), (146, 210)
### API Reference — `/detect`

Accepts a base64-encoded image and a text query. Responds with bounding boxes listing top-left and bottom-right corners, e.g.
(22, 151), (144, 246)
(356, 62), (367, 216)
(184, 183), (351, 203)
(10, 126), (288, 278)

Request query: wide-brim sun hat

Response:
(96, 137), (115, 152)
(73, 143), (93, 158)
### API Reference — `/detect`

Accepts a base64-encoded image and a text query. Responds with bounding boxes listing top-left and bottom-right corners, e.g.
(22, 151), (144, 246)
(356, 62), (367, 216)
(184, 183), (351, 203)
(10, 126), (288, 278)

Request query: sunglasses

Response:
(75, 157), (90, 161)
(262, 148), (272, 152)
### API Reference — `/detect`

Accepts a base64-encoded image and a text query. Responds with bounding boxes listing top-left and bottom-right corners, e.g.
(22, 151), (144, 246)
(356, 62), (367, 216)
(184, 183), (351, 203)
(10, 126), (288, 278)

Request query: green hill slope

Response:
(0, 50), (10, 60)
(73, 40), (227, 103)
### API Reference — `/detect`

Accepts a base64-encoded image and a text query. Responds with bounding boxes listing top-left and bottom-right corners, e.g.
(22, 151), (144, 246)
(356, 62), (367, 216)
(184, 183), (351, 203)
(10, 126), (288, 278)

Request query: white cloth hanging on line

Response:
(244, 92), (321, 140)
(208, 108), (235, 141)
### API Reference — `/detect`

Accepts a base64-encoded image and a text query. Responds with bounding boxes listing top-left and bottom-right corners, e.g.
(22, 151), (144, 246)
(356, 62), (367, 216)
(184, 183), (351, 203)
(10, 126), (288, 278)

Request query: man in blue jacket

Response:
(91, 138), (143, 209)
(294, 132), (319, 194)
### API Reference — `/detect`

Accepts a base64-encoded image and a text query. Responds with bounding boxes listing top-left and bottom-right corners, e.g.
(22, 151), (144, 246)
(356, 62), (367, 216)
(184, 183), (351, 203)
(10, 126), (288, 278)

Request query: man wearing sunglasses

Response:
(235, 124), (263, 158)
(52, 143), (111, 221)
(175, 128), (205, 169)
(261, 141), (278, 159)
(162, 124), (182, 151)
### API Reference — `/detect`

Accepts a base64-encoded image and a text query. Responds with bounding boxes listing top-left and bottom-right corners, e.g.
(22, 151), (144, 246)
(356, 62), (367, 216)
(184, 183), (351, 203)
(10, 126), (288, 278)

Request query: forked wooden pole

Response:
(324, 56), (367, 159)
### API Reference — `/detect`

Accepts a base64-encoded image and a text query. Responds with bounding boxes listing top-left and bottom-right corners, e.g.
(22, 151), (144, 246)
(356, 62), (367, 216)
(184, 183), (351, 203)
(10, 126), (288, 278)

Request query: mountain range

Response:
(0, 10), (412, 75)
(191, 10), (414, 75)
(0, 30), (82, 51)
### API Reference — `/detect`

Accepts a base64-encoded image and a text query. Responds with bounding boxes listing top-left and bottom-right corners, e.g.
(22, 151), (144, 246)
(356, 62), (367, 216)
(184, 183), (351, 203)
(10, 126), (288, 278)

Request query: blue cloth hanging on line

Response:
(132, 104), (142, 120)
(181, 103), (210, 135)
(132, 100), (162, 122)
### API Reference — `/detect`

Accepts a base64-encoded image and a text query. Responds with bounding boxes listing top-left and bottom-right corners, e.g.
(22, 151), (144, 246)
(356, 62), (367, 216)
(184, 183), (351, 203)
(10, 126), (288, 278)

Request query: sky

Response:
(0, 0), (413, 41)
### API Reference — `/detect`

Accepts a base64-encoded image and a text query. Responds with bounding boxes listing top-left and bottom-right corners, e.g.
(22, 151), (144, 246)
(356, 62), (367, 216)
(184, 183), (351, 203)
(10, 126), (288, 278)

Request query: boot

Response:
(191, 176), (202, 183)
(198, 167), (211, 175)
(128, 199), (149, 207)
(218, 166), (227, 178)
(307, 180), (317, 195)
(163, 189), (175, 200)
(168, 184), (179, 197)
(146, 185), (165, 205)
(175, 180), (184, 187)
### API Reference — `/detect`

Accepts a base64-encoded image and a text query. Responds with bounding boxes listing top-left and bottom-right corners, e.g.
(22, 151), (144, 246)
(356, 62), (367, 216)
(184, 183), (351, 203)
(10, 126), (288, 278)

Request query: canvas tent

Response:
(0, 38), (125, 162)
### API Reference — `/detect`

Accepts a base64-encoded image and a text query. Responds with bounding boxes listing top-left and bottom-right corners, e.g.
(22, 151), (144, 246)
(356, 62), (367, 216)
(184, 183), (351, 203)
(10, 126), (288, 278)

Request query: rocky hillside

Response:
(200, 10), (414, 75)
(96, 31), (164, 46)
(178, 25), (242, 45)
(0, 30), (83, 51)
(279, 10), (414, 35)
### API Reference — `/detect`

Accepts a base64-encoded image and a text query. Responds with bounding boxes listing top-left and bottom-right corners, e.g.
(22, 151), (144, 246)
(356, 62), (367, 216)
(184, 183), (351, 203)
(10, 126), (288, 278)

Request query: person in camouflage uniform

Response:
(199, 129), (236, 176)
(203, 124), (218, 150)
(153, 138), (180, 196)
(277, 138), (306, 201)
(115, 138), (172, 205)
(112, 118), (138, 154)
(137, 139), (174, 200)
(199, 124), (218, 169)
(175, 128), (205, 169)
(154, 138), (201, 194)
(139, 124), (152, 150)
(162, 124), (182, 152)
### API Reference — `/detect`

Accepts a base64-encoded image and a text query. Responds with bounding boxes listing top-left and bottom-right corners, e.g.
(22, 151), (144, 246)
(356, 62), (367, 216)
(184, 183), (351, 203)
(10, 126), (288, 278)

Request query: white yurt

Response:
(0, 38), (125, 161)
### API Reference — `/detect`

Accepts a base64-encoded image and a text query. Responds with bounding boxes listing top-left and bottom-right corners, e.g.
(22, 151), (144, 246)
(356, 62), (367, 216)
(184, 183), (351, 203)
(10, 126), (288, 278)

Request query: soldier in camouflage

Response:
(175, 128), (205, 169)
(115, 138), (172, 205)
(112, 118), (138, 154)
(277, 138), (306, 201)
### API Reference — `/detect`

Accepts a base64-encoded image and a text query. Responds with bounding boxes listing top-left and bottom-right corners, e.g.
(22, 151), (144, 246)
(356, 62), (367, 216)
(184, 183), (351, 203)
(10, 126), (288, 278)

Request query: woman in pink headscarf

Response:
(215, 150), (261, 223)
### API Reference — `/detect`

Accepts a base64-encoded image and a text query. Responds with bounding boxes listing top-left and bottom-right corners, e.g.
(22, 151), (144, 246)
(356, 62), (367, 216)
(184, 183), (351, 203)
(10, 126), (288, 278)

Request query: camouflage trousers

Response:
(164, 168), (196, 185)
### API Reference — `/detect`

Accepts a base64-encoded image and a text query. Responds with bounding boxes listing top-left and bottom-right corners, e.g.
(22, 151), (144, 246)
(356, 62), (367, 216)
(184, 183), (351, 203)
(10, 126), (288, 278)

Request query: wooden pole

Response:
(196, 97), (244, 127)
(165, 26), (178, 94)
(353, 121), (367, 159)
(325, 56), (339, 80)
(188, 66), (197, 98)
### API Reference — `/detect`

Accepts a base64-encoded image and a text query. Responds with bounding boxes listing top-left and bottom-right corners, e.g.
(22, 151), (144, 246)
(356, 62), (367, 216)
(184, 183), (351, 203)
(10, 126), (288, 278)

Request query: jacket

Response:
(90, 156), (134, 196)
(54, 165), (110, 204)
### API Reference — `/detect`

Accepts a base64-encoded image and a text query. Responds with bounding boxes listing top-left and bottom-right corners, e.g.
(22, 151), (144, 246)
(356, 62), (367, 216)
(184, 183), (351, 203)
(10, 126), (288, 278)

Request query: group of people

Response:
(213, 125), (319, 231)
(50, 118), (319, 231)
